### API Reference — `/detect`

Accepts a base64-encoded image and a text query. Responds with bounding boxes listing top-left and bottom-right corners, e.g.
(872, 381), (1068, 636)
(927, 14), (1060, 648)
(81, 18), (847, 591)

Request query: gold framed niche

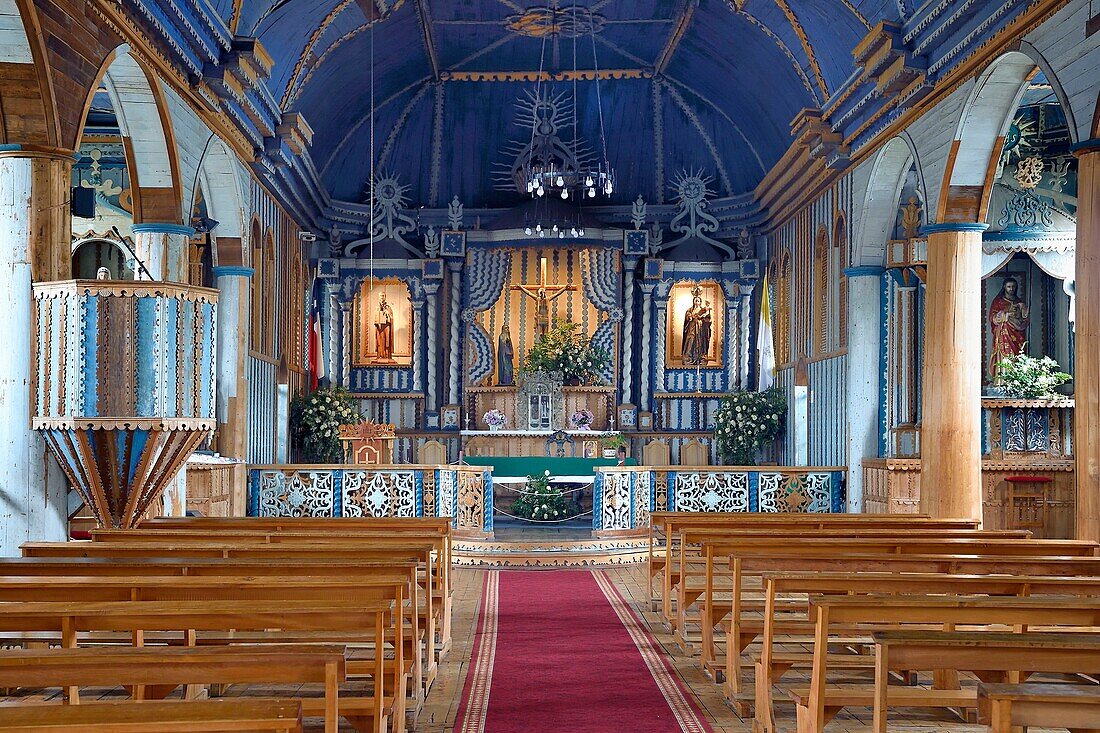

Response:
(353, 278), (414, 367)
(666, 280), (724, 368)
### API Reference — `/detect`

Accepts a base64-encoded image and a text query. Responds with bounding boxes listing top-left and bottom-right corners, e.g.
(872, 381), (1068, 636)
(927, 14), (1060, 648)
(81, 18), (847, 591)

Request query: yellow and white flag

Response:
(757, 273), (775, 391)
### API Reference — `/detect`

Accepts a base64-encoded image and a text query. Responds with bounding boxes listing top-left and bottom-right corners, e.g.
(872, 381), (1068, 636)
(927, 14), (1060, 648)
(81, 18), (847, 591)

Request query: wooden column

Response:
(0, 146), (74, 555)
(1075, 141), (1100, 541)
(213, 266), (253, 460)
(132, 223), (194, 281)
(919, 223), (986, 522)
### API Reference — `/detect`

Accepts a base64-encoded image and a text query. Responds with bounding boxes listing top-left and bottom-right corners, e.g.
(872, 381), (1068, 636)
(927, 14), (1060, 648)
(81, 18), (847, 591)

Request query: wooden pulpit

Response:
(339, 422), (397, 465)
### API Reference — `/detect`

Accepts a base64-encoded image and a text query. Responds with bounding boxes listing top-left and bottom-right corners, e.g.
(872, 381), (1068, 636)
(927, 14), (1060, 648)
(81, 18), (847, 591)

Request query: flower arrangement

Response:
(569, 409), (594, 430)
(290, 387), (363, 463)
(511, 471), (571, 522)
(712, 387), (787, 466)
(483, 409), (508, 430)
(522, 322), (610, 385)
(995, 352), (1071, 399)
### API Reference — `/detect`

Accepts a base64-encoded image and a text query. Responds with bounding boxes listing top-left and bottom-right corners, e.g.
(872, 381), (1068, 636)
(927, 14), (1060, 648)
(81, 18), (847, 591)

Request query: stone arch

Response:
(81, 47), (182, 224)
(0, 0), (58, 146)
(854, 134), (925, 267)
(939, 51), (1036, 223)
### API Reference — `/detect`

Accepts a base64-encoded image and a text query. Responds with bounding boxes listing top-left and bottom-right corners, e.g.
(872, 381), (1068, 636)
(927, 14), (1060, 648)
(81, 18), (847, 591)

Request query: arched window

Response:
(813, 225), (829, 355)
(834, 214), (848, 349)
(250, 220), (263, 353)
(776, 249), (792, 365)
(263, 232), (276, 355)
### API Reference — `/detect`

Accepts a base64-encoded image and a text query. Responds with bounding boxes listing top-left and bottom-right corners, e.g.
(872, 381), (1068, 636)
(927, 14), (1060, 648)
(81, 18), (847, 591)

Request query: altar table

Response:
(462, 456), (636, 482)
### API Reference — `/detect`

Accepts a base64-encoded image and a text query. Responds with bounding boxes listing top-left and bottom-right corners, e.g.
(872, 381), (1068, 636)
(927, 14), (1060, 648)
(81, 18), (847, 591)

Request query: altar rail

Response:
(593, 466), (846, 536)
(247, 464), (494, 538)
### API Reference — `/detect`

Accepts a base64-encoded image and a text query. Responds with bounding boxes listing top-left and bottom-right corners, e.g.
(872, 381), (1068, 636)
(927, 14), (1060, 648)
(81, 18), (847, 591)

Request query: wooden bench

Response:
(978, 682), (1100, 733)
(789, 596), (1100, 733)
(649, 513), (981, 621)
(744, 571), (1100, 710)
(0, 572), (429, 709)
(0, 600), (399, 733)
(0, 698), (304, 732)
(688, 533), (1097, 666)
(20, 539), (450, 658)
(867, 631), (1100, 732)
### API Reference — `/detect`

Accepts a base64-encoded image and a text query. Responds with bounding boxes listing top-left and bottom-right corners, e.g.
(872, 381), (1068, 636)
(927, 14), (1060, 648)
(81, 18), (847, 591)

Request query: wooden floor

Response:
(1, 564), (1068, 732)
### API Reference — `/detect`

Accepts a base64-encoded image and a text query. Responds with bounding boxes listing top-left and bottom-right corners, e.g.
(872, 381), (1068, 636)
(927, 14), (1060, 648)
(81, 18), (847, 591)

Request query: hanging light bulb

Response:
(558, 230), (565, 239)
(556, 174), (565, 187)
(537, 185), (545, 197)
(525, 227), (533, 236)
(570, 227), (578, 237)
(552, 224), (558, 232)
(561, 188), (569, 199)
(585, 175), (594, 187)
(536, 223), (542, 233)
(579, 227), (585, 237)
(588, 187), (596, 198)
(538, 229), (545, 238)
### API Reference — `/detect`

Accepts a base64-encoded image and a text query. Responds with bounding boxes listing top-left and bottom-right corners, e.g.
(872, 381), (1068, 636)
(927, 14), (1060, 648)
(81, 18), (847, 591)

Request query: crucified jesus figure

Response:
(510, 256), (576, 338)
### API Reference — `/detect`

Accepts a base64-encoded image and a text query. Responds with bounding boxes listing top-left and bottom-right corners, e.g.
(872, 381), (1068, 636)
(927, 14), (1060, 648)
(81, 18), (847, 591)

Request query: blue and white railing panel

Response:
(595, 466), (846, 534)
(248, 464), (493, 537)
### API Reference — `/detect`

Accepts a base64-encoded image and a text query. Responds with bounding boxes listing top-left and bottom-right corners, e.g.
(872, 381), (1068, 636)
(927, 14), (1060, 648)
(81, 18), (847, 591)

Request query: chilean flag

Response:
(309, 281), (325, 391)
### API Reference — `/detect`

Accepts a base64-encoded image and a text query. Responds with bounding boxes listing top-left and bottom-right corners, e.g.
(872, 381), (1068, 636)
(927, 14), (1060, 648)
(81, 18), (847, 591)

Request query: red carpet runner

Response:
(455, 570), (711, 733)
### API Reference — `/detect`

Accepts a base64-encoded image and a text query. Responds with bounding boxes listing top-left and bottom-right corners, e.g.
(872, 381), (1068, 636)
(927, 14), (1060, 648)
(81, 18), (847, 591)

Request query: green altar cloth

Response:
(462, 456), (636, 478)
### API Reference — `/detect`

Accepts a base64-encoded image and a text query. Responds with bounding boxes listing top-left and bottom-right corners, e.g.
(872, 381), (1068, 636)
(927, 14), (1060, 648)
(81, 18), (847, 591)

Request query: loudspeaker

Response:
(71, 187), (96, 218)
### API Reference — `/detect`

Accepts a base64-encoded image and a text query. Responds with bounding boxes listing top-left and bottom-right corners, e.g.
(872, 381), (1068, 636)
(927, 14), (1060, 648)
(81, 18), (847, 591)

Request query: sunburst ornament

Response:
(366, 172), (411, 212)
(1001, 113), (1041, 166)
(671, 169), (715, 207)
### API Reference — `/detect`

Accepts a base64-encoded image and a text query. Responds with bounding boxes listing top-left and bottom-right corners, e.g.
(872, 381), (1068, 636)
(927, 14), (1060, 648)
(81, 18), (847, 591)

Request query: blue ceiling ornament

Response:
(504, 4), (606, 38)
(664, 169), (735, 258)
(346, 171), (421, 257)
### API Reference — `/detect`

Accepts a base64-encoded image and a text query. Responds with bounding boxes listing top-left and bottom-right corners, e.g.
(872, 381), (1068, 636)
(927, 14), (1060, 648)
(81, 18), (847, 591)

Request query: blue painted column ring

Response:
(919, 222), (990, 234)
(212, 266), (255, 278)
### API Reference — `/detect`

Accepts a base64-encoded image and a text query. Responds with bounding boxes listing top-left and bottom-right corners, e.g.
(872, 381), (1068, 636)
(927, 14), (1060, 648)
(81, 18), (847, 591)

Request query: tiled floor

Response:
(1, 565), (1068, 732)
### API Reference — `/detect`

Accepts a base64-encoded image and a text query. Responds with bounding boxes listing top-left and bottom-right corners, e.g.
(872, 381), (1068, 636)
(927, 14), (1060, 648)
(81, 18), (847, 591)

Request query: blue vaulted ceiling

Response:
(230, 0), (898, 209)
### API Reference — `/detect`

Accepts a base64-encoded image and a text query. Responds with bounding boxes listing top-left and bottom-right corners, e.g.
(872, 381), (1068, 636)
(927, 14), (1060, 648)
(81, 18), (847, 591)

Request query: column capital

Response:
(133, 223), (196, 237)
(0, 144), (78, 162)
(843, 265), (885, 278)
(212, 265), (255, 278)
(919, 222), (989, 235)
(1071, 138), (1100, 157)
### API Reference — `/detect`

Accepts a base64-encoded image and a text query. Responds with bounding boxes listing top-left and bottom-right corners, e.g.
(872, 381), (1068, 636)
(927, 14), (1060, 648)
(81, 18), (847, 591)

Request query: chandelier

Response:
(521, 1), (614, 202)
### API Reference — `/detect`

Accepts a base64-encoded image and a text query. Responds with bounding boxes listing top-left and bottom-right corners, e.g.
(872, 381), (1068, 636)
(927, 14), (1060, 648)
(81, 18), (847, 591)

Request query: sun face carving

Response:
(671, 170), (714, 206)
(505, 5), (605, 38)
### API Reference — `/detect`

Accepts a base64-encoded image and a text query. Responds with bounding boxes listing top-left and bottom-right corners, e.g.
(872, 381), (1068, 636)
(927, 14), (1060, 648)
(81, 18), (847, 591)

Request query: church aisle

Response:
(453, 569), (711, 733)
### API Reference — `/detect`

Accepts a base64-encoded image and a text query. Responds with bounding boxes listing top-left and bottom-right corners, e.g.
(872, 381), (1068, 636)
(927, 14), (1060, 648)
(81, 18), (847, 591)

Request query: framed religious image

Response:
(984, 269), (1031, 384)
(353, 278), (414, 366)
(582, 439), (599, 459)
(666, 281), (724, 368)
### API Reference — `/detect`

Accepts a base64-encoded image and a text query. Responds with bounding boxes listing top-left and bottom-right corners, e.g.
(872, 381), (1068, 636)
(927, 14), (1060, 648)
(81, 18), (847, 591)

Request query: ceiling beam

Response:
(441, 69), (650, 82)
(413, 0), (440, 81)
(654, 0), (697, 75)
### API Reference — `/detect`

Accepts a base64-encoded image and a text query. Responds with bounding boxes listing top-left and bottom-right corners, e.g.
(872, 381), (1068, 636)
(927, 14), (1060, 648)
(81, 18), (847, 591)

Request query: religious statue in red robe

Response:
(988, 276), (1029, 382)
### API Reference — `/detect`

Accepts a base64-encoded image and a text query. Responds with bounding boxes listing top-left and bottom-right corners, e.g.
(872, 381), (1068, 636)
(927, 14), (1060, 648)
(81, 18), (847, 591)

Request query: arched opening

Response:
(0, 0), (57, 146)
(855, 135), (925, 267)
(833, 213), (848, 348)
(812, 224), (829, 355)
(70, 237), (135, 279)
(250, 219), (264, 353)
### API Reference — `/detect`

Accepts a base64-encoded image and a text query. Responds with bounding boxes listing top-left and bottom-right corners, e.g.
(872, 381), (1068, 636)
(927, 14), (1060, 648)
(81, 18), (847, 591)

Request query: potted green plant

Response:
(601, 433), (627, 460)
(511, 471), (571, 521)
(994, 352), (1071, 400)
(290, 387), (364, 463)
(712, 387), (787, 466)
(522, 322), (610, 386)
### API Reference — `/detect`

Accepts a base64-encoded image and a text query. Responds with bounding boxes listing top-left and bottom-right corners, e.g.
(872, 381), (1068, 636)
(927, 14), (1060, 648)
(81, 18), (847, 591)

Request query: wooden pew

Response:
(0, 699), (304, 732)
(790, 596), (1100, 733)
(687, 532), (1095, 667)
(868, 631), (1100, 732)
(20, 539), (450, 657)
(747, 572), (1100, 725)
(91, 527), (453, 644)
(0, 573), (428, 708)
(649, 513), (980, 619)
(978, 682), (1100, 733)
(0, 600), (399, 733)
(0, 645), (343, 713)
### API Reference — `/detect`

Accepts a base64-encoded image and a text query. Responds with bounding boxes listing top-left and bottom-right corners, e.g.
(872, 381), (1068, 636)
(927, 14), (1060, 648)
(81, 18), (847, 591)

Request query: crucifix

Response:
(510, 254), (576, 338)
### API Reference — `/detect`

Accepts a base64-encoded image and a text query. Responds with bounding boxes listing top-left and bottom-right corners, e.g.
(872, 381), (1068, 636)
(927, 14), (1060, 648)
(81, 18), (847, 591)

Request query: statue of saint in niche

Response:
(497, 324), (515, 386)
(988, 275), (1029, 381)
(681, 287), (713, 366)
(374, 292), (395, 362)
